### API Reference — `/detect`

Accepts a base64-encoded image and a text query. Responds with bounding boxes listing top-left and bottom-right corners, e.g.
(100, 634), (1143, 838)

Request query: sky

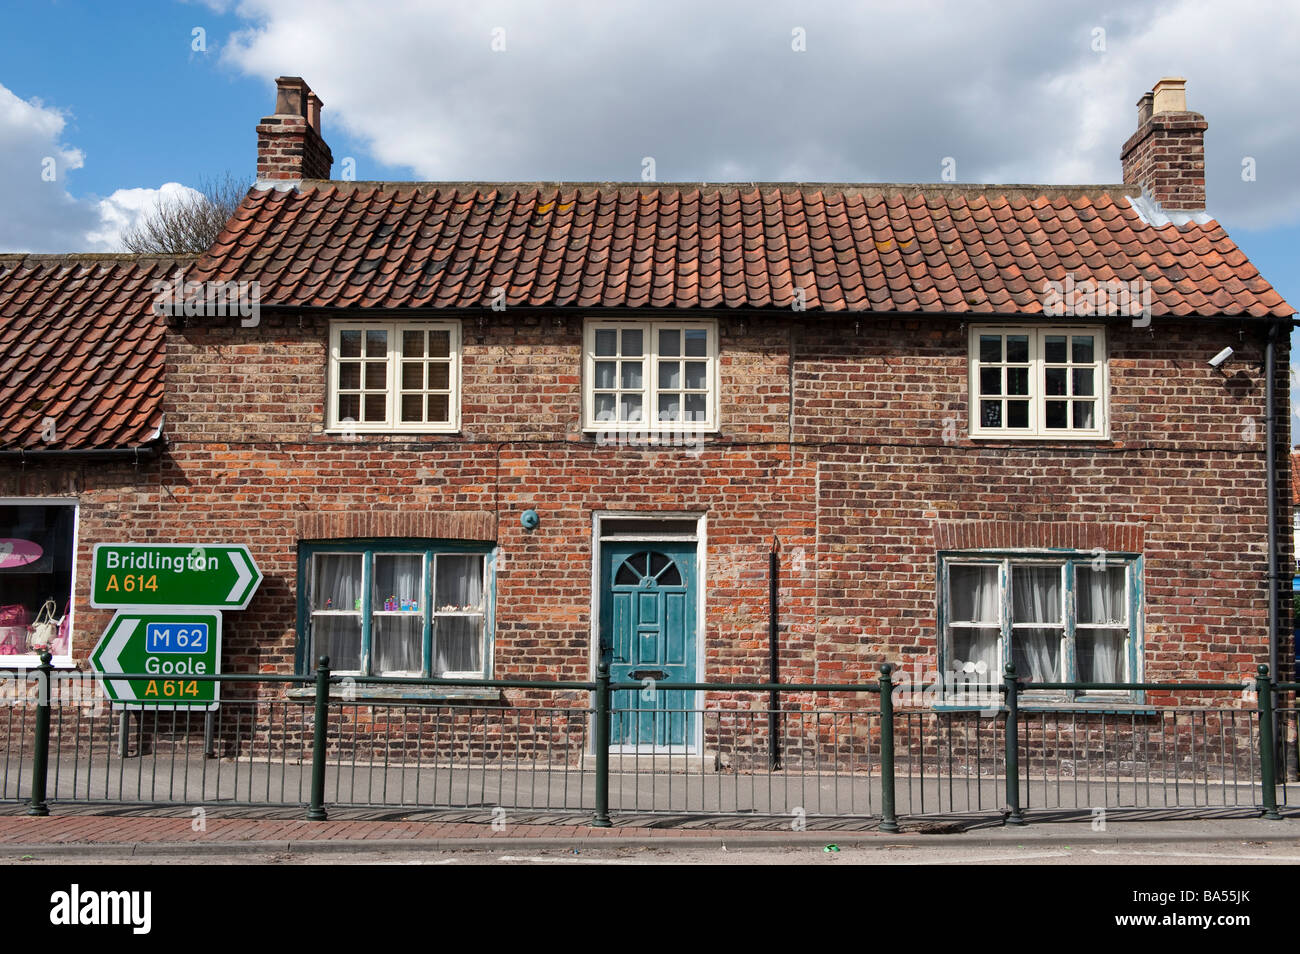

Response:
(1, 0), (1297, 427)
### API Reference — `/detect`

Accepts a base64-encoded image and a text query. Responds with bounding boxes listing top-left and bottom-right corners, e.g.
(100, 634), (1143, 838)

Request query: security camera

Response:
(1207, 346), (1234, 369)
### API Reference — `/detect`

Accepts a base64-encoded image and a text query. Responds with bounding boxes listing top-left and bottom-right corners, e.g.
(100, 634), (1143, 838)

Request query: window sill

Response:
(968, 433), (1111, 442)
(322, 428), (462, 437)
(931, 701), (1155, 715)
(285, 685), (503, 704)
(581, 426), (718, 434)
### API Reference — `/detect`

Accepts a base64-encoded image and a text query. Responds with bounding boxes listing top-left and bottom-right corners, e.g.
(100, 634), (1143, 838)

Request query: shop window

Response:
(0, 501), (76, 665)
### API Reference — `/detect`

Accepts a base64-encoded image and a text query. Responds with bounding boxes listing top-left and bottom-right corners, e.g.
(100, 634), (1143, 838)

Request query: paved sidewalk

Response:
(0, 806), (1297, 856)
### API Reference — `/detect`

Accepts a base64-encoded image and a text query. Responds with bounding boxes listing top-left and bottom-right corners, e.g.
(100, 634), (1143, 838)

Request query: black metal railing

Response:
(2, 654), (1296, 827)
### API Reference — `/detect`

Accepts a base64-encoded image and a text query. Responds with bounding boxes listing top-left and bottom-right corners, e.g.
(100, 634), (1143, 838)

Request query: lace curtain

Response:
(1011, 566), (1062, 682)
(949, 562), (1129, 688)
(309, 551), (486, 676)
(373, 555), (423, 674)
(434, 555), (484, 673)
(948, 565), (999, 680)
(311, 554), (362, 671)
(1077, 566), (1127, 682)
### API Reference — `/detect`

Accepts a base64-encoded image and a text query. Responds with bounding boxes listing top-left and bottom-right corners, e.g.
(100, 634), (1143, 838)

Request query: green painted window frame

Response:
(295, 539), (496, 678)
(936, 550), (1144, 706)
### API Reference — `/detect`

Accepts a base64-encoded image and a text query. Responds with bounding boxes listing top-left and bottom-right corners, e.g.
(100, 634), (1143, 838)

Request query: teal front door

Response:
(600, 541), (698, 748)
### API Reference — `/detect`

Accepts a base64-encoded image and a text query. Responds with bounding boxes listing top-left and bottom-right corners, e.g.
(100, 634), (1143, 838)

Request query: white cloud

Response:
(216, 0), (1300, 229)
(0, 83), (200, 253)
(0, 83), (97, 252)
(85, 183), (204, 250)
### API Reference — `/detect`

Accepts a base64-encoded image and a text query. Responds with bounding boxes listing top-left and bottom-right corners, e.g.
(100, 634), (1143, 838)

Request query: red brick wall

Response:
(6, 311), (1290, 705)
(1120, 110), (1208, 210)
(255, 116), (332, 181)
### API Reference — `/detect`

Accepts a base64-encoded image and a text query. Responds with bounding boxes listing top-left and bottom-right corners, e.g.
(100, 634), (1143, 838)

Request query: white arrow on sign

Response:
(226, 550), (253, 604)
(100, 616), (140, 702)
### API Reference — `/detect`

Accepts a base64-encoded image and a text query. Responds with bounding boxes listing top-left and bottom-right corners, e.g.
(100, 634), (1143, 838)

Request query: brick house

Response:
(1, 76), (1294, 759)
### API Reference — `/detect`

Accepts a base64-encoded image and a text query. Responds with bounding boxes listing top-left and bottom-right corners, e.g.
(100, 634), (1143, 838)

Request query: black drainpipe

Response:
(1264, 318), (1294, 782)
(769, 537), (781, 770)
(1265, 321), (1280, 691)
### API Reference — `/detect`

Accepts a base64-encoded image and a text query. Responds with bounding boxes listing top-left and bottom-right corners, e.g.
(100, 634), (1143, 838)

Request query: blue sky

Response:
(0, 1), (411, 195)
(1, 0), (1296, 430)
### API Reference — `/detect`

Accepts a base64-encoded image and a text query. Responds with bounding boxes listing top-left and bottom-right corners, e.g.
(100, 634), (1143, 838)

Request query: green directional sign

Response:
(89, 609), (222, 709)
(91, 543), (262, 609)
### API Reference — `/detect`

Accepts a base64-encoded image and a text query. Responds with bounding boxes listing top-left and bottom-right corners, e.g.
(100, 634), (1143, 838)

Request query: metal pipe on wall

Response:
(1266, 321), (1279, 687)
(769, 539), (781, 770)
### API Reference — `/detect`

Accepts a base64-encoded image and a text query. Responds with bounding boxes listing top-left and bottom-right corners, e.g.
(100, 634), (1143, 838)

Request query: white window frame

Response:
(938, 552), (1142, 706)
(0, 498), (77, 670)
(326, 320), (461, 433)
(582, 320), (719, 432)
(968, 325), (1109, 439)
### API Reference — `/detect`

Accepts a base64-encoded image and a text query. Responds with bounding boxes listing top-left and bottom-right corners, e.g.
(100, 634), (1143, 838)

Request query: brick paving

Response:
(1, 806), (1297, 854)
(0, 812), (739, 847)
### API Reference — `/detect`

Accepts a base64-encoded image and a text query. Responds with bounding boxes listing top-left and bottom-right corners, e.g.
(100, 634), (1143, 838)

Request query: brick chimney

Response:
(1120, 77), (1207, 211)
(256, 76), (333, 182)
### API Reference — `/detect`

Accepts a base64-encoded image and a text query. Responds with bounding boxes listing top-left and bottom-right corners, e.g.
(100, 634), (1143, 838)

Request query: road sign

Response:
(89, 609), (222, 709)
(91, 543), (262, 609)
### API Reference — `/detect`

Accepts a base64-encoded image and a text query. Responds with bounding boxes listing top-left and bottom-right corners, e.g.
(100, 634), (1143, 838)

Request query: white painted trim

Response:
(967, 325), (1109, 440)
(326, 319), (462, 433)
(581, 319), (719, 432)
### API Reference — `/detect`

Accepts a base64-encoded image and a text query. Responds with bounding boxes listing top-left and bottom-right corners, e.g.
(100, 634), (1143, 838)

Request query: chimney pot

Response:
(273, 76), (308, 117)
(306, 92), (323, 133)
(1151, 77), (1187, 115)
(1136, 91), (1153, 126)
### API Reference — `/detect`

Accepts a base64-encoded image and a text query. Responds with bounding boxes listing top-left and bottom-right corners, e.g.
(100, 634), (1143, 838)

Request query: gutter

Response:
(0, 441), (164, 463)
(253, 303), (1295, 325)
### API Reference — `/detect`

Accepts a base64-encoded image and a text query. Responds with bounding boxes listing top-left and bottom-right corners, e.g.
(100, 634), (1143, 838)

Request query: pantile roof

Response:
(0, 254), (190, 451)
(191, 181), (1293, 318)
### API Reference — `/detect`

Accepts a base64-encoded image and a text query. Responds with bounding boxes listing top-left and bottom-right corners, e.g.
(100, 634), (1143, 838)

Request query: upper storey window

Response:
(583, 321), (718, 432)
(327, 321), (460, 433)
(969, 326), (1107, 439)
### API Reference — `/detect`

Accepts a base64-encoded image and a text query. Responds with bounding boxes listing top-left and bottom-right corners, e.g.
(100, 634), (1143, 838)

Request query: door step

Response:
(606, 753), (712, 773)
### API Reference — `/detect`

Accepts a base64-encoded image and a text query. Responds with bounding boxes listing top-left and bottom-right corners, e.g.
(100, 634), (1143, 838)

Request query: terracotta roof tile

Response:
(0, 254), (187, 450)
(186, 182), (1298, 322)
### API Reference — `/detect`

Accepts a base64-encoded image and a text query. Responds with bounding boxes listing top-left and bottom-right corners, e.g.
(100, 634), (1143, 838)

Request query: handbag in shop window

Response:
(27, 599), (57, 653)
